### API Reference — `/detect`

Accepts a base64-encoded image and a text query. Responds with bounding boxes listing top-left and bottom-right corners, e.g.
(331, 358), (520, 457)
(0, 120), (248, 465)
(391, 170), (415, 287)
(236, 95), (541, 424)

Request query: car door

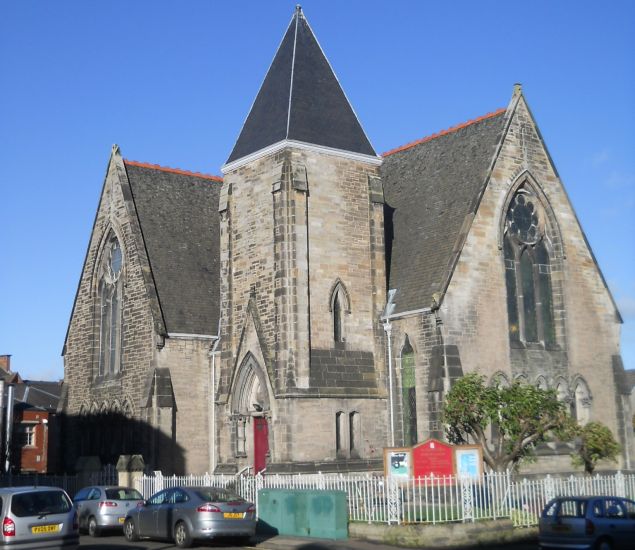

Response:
(620, 498), (635, 548)
(602, 498), (634, 549)
(73, 487), (92, 528)
(171, 489), (190, 528)
(155, 489), (176, 540)
(86, 487), (102, 521)
(139, 490), (168, 537)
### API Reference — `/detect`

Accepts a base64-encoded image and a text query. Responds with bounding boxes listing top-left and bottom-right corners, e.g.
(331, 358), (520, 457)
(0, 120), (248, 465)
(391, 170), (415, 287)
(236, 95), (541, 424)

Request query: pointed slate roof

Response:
(124, 161), (221, 335)
(226, 6), (375, 165)
(382, 110), (507, 314)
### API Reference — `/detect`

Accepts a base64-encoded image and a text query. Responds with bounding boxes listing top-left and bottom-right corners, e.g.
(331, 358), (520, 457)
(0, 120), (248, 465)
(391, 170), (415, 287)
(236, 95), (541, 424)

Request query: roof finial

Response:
(295, 4), (302, 16)
(513, 82), (523, 96)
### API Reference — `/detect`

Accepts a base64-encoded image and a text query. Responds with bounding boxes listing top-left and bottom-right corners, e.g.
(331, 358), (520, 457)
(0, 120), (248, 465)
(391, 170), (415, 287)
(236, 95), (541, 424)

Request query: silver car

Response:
(0, 486), (78, 550)
(539, 495), (635, 550)
(72, 485), (144, 536)
(123, 486), (256, 548)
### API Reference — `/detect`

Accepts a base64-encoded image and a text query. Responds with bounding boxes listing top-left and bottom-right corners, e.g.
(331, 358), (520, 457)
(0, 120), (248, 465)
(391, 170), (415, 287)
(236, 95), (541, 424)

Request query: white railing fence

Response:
(134, 470), (635, 527)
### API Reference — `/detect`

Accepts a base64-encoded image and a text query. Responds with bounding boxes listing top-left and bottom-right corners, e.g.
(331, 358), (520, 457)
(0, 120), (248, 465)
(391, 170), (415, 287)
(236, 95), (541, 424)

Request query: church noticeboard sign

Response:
(454, 445), (483, 479)
(412, 439), (454, 479)
(384, 447), (412, 481)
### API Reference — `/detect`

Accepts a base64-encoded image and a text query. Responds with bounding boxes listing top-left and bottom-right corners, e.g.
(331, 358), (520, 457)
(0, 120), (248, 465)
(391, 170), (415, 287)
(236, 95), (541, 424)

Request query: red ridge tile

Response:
(124, 159), (223, 182)
(382, 108), (507, 157)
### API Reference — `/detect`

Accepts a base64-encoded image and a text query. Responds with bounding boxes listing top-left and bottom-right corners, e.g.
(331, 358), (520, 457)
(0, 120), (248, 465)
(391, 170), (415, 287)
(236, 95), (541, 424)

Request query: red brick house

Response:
(0, 355), (62, 473)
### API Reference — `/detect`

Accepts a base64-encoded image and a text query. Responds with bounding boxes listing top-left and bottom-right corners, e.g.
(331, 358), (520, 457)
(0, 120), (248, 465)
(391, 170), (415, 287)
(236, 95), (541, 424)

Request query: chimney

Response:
(0, 356), (10, 373)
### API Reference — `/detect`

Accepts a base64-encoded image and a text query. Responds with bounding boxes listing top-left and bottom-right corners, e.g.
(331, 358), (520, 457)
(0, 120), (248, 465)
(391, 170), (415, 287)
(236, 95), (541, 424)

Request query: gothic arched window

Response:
(335, 411), (345, 457)
(572, 379), (592, 425)
(98, 233), (123, 376)
(503, 187), (556, 346)
(329, 280), (350, 345)
(349, 411), (360, 457)
(333, 295), (342, 343)
(401, 337), (417, 446)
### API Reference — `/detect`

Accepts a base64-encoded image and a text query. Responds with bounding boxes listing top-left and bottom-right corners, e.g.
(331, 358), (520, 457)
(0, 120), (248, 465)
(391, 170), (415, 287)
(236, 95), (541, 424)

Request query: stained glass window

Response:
(401, 338), (417, 446)
(99, 234), (123, 375)
(503, 187), (556, 346)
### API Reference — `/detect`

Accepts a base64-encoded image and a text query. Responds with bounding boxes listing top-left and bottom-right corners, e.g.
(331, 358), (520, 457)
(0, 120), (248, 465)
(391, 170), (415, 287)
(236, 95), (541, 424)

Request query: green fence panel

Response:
(258, 488), (348, 539)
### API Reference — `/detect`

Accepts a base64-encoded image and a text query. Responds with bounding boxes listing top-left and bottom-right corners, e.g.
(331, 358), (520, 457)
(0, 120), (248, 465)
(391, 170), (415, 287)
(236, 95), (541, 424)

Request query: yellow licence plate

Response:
(223, 512), (243, 519)
(32, 524), (61, 534)
(119, 517), (126, 524)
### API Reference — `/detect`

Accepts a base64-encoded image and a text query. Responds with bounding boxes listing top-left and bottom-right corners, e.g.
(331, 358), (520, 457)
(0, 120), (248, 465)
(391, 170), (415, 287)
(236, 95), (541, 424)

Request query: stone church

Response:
(61, 7), (634, 475)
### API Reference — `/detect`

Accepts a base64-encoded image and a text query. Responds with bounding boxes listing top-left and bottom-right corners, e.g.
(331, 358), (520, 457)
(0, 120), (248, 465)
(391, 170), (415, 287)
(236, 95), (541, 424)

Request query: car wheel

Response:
(595, 538), (613, 550)
(87, 516), (101, 537)
(123, 518), (139, 542)
(174, 521), (193, 548)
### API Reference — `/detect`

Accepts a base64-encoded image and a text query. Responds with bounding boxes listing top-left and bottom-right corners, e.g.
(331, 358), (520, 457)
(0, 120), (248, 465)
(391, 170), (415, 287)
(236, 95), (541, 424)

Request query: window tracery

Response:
(98, 233), (123, 376)
(503, 185), (556, 346)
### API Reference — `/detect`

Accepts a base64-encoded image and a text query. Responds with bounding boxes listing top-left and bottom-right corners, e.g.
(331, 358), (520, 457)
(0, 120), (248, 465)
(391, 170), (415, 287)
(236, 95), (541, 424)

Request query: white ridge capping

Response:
(222, 139), (382, 174)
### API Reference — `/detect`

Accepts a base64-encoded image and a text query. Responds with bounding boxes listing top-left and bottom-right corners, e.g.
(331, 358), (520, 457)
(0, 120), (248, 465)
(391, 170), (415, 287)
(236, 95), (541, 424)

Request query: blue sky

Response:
(1, 1), (633, 380)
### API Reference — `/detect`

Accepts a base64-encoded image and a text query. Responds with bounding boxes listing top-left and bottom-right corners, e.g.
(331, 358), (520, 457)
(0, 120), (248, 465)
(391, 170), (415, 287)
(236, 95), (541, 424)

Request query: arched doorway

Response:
(231, 354), (271, 473)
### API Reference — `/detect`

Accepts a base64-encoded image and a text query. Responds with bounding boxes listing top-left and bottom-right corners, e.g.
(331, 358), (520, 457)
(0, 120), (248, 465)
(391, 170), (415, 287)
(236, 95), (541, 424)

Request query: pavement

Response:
(251, 535), (402, 550)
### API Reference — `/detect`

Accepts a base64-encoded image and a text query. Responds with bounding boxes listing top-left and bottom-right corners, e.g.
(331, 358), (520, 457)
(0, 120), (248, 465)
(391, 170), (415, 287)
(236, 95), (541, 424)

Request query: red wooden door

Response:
(253, 417), (269, 474)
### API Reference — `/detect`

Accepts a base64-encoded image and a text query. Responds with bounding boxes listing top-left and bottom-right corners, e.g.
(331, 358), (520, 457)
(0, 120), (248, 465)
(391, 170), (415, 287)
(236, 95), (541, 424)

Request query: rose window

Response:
(506, 193), (540, 244)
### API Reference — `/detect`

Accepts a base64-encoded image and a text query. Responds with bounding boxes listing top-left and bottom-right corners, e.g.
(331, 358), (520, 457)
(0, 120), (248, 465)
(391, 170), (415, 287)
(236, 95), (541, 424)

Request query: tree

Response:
(571, 421), (620, 475)
(442, 372), (575, 472)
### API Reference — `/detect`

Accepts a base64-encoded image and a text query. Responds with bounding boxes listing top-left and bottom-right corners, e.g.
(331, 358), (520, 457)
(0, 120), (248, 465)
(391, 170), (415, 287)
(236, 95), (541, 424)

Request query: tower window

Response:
(349, 411), (360, 457)
(335, 411), (345, 457)
(333, 295), (342, 343)
(329, 280), (350, 345)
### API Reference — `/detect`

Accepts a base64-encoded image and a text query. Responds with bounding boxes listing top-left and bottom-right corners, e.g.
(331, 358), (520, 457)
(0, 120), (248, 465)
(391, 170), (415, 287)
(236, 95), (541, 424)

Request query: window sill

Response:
(510, 340), (561, 352)
(92, 372), (123, 385)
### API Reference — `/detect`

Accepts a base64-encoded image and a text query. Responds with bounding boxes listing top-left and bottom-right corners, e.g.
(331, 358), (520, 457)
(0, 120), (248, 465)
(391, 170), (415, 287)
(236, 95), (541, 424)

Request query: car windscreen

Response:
(105, 488), (143, 500)
(11, 491), (72, 517)
(195, 489), (243, 503)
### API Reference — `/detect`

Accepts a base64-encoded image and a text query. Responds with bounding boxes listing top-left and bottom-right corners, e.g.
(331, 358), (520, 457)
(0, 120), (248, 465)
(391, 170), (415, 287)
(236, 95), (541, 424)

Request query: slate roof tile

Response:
(124, 162), (221, 335)
(227, 7), (375, 164)
(382, 110), (506, 314)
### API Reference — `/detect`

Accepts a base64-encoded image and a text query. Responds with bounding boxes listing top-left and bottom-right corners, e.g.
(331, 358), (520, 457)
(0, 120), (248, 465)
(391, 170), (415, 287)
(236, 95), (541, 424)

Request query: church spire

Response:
(224, 5), (376, 169)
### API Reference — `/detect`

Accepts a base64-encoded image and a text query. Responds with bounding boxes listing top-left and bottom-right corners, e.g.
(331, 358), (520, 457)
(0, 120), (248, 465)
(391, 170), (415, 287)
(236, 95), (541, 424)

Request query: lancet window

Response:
(503, 186), (556, 346)
(401, 337), (417, 446)
(98, 233), (123, 376)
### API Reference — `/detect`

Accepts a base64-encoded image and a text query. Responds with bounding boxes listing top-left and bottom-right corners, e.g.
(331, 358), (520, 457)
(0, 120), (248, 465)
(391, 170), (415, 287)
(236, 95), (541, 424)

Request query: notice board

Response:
(412, 439), (454, 478)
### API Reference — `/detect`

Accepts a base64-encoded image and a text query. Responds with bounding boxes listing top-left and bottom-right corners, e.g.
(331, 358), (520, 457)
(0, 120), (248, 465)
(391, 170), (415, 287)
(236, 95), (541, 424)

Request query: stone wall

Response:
(437, 94), (632, 468)
(156, 336), (213, 474)
(63, 152), (157, 467)
(216, 146), (389, 471)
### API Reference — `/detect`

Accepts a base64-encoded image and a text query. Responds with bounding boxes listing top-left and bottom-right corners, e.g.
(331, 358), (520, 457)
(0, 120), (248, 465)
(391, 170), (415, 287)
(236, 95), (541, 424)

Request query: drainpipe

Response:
(381, 290), (398, 448)
(209, 321), (221, 473)
(0, 380), (4, 463)
(5, 384), (14, 473)
(383, 320), (395, 447)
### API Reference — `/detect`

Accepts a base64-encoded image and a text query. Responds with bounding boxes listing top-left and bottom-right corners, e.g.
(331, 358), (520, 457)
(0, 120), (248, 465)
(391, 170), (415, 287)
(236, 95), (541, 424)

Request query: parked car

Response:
(539, 495), (635, 550)
(0, 486), (78, 550)
(123, 486), (256, 548)
(72, 485), (144, 536)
